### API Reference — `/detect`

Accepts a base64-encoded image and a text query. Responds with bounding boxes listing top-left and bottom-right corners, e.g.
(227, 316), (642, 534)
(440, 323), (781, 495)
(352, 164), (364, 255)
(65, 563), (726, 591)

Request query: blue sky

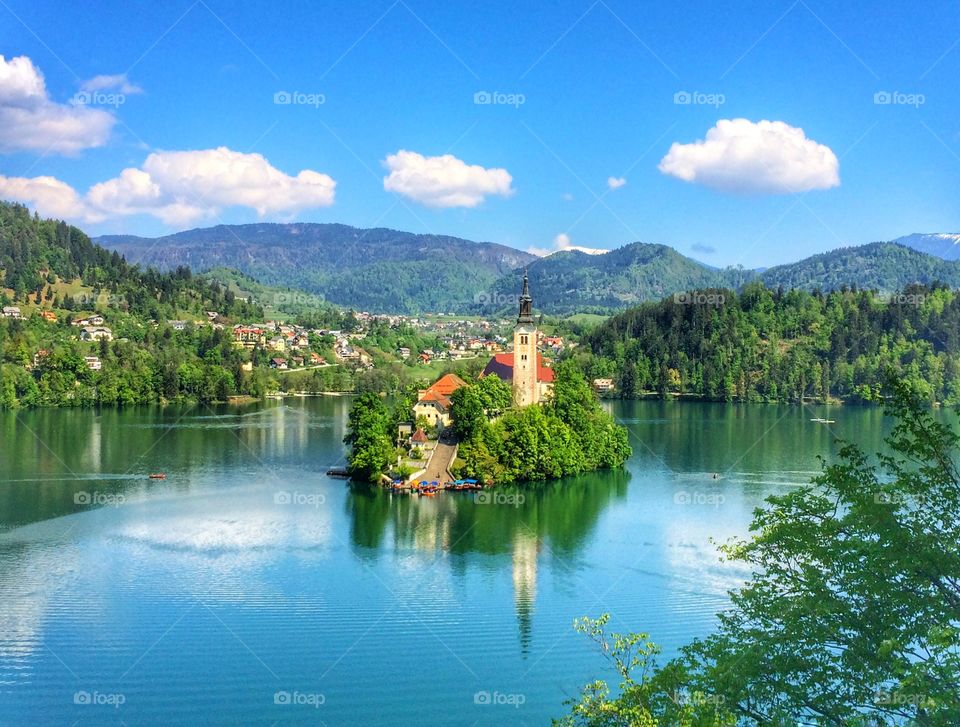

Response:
(1, 0), (958, 266)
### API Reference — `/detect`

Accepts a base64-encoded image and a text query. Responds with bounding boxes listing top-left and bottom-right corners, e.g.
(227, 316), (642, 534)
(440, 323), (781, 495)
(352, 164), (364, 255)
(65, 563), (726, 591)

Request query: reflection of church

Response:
(481, 272), (554, 406)
(512, 530), (539, 654)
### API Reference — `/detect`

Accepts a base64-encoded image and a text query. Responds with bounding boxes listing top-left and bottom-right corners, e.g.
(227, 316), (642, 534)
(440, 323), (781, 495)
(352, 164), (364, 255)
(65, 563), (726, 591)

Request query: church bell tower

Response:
(513, 271), (538, 406)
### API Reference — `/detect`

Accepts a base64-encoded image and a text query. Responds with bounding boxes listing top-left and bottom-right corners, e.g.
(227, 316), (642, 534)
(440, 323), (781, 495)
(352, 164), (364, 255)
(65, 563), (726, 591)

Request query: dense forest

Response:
(579, 281), (960, 405)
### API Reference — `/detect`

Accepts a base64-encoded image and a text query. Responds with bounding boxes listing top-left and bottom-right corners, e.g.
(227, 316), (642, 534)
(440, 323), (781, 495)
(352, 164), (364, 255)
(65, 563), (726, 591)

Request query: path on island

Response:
(420, 429), (459, 482)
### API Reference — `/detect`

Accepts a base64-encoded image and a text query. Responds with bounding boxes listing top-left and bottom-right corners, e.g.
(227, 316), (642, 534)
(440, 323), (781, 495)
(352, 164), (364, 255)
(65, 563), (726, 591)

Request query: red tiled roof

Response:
(426, 373), (468, 396)
(411, 428), (428, 443)
(481, 352), (554, 383)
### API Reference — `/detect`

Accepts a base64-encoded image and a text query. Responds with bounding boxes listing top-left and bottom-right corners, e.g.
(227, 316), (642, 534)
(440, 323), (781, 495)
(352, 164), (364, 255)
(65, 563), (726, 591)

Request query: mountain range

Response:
(95, 224), (960, 315)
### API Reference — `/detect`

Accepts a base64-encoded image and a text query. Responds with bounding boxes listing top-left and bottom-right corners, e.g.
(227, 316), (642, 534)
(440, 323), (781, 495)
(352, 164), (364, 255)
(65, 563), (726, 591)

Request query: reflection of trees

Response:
(0, 399), (352, 531)
(346, 470), (630, 652)
(346, 470), (630, 557)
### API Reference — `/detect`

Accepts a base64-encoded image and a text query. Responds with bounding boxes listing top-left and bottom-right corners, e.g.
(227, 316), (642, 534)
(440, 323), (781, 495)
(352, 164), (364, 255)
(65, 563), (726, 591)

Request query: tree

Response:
(561, 379), (960, 725)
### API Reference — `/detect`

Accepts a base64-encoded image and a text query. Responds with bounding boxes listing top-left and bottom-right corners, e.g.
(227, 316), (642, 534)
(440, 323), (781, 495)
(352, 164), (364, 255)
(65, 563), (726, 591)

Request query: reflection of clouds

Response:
(0, 486), (335, 667)
(0, 541), (83, 662)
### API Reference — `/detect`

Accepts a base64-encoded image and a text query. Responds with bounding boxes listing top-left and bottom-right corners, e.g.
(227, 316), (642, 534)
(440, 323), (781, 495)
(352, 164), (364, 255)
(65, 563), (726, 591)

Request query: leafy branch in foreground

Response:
(559, 378), (960, 725)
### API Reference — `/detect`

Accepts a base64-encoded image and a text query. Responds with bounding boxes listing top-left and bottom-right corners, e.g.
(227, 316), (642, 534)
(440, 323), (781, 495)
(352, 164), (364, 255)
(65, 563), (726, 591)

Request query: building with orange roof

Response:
(411, 373), (468, 429)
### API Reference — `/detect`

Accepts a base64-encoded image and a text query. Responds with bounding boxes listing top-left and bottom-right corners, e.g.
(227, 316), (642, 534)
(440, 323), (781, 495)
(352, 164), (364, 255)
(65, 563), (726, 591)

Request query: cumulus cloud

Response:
(0, 175), (90, 220)
(382, 150), (513, 208)
(0, 147), (337, 226)
(80, 73), (143, 94)
(658, 119), (839, 194)
(529, 232), (609, 257)
(607, 176), (627, 190)
(0, 55), (115, 154)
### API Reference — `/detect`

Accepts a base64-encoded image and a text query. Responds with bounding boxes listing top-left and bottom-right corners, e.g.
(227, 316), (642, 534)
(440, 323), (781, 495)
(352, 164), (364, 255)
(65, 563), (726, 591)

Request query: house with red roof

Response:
(411, 373), (468, 429)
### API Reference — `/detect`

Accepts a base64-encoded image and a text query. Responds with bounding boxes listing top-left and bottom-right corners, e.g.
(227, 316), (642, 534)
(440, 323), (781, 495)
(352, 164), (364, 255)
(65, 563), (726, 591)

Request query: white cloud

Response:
(0, 175), (91, 221)
(80, 73), (143, 95)
(607, 176), (627, 190)
(658, 119), (839, 194)
(529, 232), (609, 257)
(0, 55), (115, 155)
(561, 192), (574, 201)
(382, 150), (513, 208)
(0, 147), (337, 226)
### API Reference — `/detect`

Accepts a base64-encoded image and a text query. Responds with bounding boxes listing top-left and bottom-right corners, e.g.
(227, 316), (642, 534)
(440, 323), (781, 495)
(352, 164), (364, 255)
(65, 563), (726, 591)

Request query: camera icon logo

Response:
(673, 90), (691, 105)
(274, 91), (292, 105)
(873, 91), (891, 105)
(74, 491), (92, 505)
(474, 690), (491, 705)
(473, 91), (492, 105)
(274, 491), (292, 505)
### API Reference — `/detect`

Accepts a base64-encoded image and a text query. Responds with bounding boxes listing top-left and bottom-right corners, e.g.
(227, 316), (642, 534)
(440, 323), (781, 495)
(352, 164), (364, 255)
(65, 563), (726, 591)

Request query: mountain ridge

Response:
(90, 222), (960, 315)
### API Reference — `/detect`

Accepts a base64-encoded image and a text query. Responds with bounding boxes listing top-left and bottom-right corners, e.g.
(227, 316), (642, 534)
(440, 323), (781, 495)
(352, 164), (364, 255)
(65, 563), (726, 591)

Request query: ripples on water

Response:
(0, 399), (893, 724)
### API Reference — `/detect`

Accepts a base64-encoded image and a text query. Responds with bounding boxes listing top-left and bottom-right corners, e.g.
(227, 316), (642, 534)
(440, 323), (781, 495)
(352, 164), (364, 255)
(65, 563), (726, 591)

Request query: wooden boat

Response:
(148, 473), (166, 480)
(326, 467), (351, 478)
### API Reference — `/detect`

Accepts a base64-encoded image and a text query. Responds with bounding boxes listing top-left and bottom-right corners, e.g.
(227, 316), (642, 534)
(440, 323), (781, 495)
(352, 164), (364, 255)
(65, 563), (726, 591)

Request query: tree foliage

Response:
(560, 379), (960, 725)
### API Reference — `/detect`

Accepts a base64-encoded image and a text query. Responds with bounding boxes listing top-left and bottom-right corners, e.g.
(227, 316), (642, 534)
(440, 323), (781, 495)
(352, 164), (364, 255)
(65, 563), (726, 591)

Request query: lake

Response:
(0, 398), (894, 724)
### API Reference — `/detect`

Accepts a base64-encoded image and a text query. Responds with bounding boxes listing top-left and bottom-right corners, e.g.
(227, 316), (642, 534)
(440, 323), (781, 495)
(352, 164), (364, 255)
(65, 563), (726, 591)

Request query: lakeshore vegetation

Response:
(579, 282), (960, 406)
(559, 380), (960, 725)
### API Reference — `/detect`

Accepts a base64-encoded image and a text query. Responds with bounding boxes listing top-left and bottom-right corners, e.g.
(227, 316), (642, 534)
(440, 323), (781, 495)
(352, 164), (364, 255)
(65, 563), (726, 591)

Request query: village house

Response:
(309, 352), (326, 365)
(84, 356), (102, 371)
(32, 350), (49, 368)
(270, 357), (288, 370)
(72, 315), (105, 327)
(233, 325), (265, 348)
(408, 427), (435, 457)
(291, 356), (304, 367)
(593, 378), (615, 394)
(397, 346), (411, 359)
(268, 337), (287, 352)
(167, 320), (188, 331)
(411, 373), (468, 429)
(2, 306), (23, 319)
(40, 310), (57, 322)
(80, 326), (113, 342)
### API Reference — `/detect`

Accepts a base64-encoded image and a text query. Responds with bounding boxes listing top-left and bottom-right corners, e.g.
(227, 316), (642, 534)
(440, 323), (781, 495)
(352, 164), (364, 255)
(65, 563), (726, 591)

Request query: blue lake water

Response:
(0, 398), (891, 724)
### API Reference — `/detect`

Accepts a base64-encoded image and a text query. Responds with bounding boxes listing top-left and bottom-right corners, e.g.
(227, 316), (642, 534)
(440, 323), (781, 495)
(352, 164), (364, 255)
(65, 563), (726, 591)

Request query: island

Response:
(344, 273), (632, 486)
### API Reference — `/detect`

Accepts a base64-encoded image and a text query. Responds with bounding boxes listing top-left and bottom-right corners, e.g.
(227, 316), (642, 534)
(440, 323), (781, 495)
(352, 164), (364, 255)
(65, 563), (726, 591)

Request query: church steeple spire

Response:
(517, 270), (534, 324)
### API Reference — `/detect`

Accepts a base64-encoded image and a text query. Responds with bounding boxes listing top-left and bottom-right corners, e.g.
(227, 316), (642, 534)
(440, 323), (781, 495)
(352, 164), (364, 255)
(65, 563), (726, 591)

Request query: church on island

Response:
(410, 273), (554, 437)
(480, 272), (554, 406)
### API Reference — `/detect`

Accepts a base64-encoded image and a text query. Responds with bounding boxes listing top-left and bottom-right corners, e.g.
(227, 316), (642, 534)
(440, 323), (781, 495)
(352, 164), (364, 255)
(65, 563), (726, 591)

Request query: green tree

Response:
(561, 380), (960, 725)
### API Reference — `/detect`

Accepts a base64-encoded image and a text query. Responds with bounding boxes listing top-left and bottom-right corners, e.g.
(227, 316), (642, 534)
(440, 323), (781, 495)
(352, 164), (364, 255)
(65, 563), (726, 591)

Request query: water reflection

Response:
(346, 471), (630, 650)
